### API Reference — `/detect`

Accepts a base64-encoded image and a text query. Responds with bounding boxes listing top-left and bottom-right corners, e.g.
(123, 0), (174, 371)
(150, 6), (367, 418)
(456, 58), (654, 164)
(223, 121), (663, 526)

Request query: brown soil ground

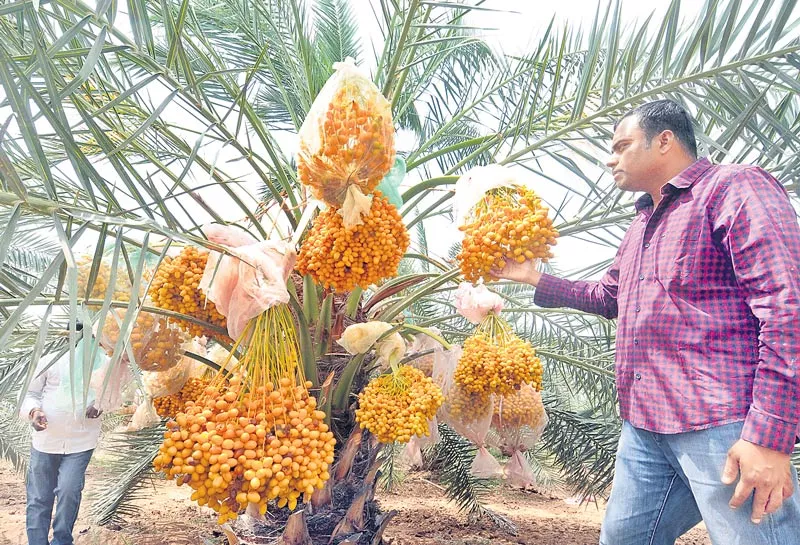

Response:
(0, 457), (711, 545)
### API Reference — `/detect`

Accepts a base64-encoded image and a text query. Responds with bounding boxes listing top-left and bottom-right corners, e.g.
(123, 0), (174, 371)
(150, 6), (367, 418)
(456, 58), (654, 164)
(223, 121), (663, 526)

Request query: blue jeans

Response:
(26, 448), (94, 545)
(600, 421), (800, 545)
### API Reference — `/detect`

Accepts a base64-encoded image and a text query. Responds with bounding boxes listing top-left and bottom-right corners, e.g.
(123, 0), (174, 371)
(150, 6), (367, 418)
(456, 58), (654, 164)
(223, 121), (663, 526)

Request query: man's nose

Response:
(606, 156), (617, 169)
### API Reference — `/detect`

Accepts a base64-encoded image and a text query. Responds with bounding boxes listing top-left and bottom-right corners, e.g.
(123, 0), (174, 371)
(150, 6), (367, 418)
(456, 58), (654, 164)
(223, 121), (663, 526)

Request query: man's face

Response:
(606, 116), (661, 193)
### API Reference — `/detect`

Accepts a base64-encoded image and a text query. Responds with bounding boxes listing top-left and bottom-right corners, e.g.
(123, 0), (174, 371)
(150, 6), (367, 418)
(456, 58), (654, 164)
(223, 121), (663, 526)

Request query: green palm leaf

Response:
(2, 0), (800, 526)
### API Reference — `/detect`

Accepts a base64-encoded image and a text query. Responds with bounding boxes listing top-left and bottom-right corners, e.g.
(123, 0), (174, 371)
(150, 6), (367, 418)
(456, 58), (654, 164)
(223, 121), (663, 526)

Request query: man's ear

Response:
(658, 130), (675, 154)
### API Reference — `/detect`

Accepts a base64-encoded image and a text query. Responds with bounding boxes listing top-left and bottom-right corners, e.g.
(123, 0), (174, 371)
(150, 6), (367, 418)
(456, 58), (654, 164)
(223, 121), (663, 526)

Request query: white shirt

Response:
(19, 350), (104, 455)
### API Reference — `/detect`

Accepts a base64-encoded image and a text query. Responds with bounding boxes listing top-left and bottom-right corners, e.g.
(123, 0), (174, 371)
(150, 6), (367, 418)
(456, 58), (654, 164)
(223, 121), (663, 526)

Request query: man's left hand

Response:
(722, 439), (796, 524)
(85, 405), (103, 419)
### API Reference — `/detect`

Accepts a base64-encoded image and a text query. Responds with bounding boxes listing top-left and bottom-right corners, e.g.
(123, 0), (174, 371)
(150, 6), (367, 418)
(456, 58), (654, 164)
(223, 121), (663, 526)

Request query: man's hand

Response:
(29, 409), (48, 431)
(722, 439), (796, 524)
(489, 259), (542, 286)
(85, 405), (103, 419)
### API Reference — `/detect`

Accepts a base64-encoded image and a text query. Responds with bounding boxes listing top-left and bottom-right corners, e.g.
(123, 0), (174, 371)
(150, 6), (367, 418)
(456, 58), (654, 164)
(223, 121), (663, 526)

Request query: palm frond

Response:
(0, 399), (31, 475)
(89, 425), (164, 525)
(429, 423), (515, 533)
(377, 441), (405, 492)
(3, 246), (58, 293)
(525, 449), (567, 495)
(539, 394), (621, 499)
(0, 333), (69, 400)
(313, 0), (362, 66)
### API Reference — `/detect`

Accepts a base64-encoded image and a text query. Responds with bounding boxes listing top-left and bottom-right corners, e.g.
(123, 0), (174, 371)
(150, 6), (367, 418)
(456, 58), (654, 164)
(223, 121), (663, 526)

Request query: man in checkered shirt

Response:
(494, 99), (800, 544)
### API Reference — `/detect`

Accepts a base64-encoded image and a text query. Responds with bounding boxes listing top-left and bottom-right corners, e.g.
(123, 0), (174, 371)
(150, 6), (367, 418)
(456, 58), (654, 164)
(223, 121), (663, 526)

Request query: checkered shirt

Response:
(535, 157), (800, 453)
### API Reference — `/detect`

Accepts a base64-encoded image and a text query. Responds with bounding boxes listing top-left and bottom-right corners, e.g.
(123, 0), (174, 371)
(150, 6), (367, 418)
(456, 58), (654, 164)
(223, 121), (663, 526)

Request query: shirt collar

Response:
(634, 157), (712, 212)
(635, 193), (654, 212)
(668, 156), (712, 189)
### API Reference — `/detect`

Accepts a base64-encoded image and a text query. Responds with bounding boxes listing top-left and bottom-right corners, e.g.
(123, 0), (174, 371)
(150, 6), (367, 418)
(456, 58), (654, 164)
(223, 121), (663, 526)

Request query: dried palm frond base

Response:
(227, 427), (395, 545)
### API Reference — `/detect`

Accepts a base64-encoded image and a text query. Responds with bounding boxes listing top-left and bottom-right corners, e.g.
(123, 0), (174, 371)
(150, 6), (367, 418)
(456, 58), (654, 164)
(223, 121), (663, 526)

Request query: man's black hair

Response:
(616, 99), (698, 158)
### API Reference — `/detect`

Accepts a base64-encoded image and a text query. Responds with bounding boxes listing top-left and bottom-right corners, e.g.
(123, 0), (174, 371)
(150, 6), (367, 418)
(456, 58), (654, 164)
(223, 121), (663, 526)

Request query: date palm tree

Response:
(1, 0), (800, 541)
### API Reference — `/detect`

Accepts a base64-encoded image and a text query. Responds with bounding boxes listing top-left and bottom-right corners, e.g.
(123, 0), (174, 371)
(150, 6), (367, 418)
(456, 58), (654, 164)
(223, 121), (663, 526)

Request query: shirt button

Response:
(635, 373), (642, 380)
(633, 338), (639, 345)
(644, 243), (650, 248)
(639, 274), (645, 280)
(635, 305), (641, 312)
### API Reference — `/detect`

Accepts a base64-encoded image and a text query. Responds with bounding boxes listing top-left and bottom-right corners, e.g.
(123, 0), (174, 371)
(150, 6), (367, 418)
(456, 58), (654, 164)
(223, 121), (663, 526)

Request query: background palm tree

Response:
(1, 0), (800, 539)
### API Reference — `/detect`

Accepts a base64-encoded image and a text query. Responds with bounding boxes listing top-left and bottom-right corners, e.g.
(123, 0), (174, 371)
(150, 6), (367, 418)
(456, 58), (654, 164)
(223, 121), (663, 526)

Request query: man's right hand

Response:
(30, 409), (48, 431)
(490, 258), (542, 286)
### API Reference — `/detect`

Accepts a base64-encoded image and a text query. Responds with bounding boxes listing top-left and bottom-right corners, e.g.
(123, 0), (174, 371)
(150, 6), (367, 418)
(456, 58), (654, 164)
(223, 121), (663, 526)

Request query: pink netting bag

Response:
(199, 225), (296, 339)
(454, 282), (504, 325)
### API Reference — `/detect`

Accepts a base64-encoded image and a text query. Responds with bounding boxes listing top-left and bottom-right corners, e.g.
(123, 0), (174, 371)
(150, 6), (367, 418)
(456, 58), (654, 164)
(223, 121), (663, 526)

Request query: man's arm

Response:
(712, 167), (800, 522)
(493, 255), (621, 320)
(19, 361), (50, 430)
(713, 168), (800, 453)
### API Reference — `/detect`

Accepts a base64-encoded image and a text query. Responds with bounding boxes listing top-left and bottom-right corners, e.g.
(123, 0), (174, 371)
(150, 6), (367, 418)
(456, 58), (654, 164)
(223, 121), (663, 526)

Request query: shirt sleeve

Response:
(711, 167), (800, 453)
(533, 258), (620, 319)
(19, 361), (50, 420)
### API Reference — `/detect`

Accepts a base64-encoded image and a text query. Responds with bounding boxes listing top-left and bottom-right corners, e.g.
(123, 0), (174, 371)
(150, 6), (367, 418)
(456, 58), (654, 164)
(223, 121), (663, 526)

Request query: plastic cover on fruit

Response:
(401, 416), (441, 468)
(199, 224), (296, 339)
(435, 344), (501, 478)
(142, 353), (204, 399)
(135, 319), (190, 372)
(297, 58), (395, 208)
(375, 156), (406, 208)
(490, 384), (548, 450)
(102, 309), (189, 372)
(206, 342), (238, 373)
(452, 164), (521, 234)
(454, 282), (504, 324)
(407, 327), (445, 377)
(75, 253), (132, 302)
(338, 321), (405, 369)
(488, 384), (548, 488)
(454, 165), (558, 284)
(126, 397), (161, 431)
(505, 450), (537, 488)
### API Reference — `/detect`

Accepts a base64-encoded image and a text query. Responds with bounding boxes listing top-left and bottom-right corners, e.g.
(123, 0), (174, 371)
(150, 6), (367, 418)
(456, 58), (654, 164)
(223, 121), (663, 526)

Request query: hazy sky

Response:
(353, 0), (709, 57)
(467, 0), (708, 53)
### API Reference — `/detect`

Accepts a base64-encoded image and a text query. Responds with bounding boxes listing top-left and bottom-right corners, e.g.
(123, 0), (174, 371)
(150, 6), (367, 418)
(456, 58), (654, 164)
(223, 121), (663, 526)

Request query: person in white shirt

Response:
(20, 322), (109, 545)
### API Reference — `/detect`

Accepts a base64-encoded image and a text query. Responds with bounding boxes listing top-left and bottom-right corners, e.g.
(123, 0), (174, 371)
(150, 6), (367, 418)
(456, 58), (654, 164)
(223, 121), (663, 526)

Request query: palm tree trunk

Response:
(228, 426), (396, 545)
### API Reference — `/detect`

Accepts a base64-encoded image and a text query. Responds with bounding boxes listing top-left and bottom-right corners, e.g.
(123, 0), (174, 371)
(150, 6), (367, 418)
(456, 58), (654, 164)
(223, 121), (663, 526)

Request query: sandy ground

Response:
(0, 457), (711, 545)
(379, 475), (711, 545)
